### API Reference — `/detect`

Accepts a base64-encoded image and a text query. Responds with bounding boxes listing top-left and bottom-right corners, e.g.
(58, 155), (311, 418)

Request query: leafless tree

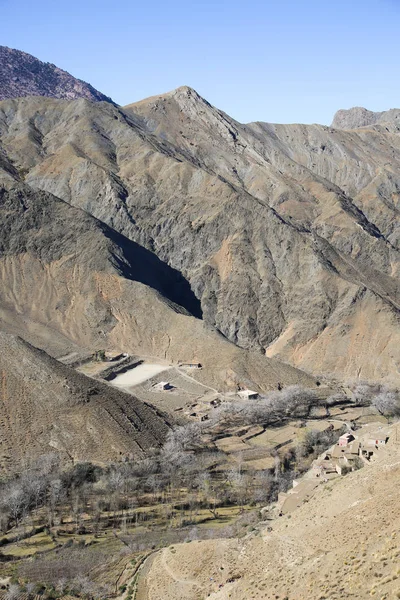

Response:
(3, 484), (27, 528)
(351, 382), (381, 405)
(227, 468), (250, 511)
(252, 470), (274, 504)
(373, 390), (400, 417)
(165, 423), (203, 451)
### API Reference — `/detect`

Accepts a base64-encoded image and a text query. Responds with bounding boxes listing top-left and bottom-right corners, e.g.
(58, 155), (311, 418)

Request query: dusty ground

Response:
(111, 363), (171, 387)
(137, 424), (400, 600)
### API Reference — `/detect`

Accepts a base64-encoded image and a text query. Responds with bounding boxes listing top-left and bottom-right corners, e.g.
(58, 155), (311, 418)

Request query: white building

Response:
(238, 389), (259, 400)
(154, 381), (173, 391)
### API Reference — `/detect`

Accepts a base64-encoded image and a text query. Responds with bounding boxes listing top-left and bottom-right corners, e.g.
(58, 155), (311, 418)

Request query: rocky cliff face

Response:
(0, 46), (114, 103)
(0, 87), (398, 385)
(128, 89), (400, 383)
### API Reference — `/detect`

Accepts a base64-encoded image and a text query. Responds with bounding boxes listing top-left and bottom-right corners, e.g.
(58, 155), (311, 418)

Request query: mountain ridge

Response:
(0, 45), (115, 104)
(0, 50), (399, 387)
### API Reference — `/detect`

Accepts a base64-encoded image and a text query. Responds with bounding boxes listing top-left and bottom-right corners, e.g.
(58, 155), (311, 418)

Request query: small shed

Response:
(360, 443), (374, 459)
(331, 445), (346, 459)
(238, 389), (259, 400)
(313, 463), (324, 477)
(323, 461), (338, 475)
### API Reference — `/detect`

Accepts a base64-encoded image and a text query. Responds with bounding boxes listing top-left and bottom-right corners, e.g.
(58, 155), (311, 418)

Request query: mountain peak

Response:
(331, 106), (382, 129)
(171, 85), (198, 95)
(0, 45), (114, 104)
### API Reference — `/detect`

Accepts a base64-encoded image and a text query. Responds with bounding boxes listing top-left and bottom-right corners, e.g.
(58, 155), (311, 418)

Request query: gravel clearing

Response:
(111, 363), (170, 387)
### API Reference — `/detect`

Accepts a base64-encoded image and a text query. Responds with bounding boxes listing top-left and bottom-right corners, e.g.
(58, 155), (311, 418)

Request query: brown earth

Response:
(0, 146), (316, 471)
(0, 177), (314, 395)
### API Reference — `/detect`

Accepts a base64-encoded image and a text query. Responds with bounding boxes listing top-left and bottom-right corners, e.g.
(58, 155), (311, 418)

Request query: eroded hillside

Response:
(0, 333), (170, 471)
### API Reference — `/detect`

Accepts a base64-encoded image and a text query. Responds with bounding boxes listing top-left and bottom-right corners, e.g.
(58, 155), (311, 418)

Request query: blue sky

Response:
(1, 0), (399, 124)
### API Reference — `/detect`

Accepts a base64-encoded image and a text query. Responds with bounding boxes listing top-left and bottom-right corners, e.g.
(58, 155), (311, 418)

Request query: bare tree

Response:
(3, 484), (27, 528)
(227, 468), (250, 511)
(373, 391), (400, 417)
(351, 382), (381, 405)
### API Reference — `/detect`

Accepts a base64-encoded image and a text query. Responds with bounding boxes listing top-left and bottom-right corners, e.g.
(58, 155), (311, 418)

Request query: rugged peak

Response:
(127, 85), (211, 111)
(170, 85), (198, 95)
(168, 85), (207, 102)
(0, 45), (115, 104)
(332, 106), (400, 130)
(331, 107), (382, 129)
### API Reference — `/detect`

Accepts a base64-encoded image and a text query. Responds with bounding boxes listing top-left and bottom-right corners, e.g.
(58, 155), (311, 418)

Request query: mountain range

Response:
(0, 45), (399, 467)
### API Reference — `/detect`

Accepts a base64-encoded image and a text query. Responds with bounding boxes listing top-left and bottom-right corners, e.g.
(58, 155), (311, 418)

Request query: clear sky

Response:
(1, 0), (399, 124)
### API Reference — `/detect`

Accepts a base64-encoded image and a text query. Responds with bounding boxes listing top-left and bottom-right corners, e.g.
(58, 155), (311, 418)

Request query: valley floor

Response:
(134, 423), (400, 600)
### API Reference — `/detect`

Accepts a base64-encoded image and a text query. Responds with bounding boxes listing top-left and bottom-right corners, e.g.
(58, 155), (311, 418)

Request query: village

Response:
(0, 350), (397, 600)
(276, 422), (395, 515)
(65, 351), (397, 475)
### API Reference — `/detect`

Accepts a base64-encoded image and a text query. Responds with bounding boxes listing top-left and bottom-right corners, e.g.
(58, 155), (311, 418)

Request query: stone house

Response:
(366, 433), (388, 447)
(338, 432), (355, 447)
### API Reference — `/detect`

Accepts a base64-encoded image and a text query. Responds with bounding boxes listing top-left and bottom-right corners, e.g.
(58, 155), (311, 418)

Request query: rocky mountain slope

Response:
(0, 46), (114, 103)
(0, 141), (314, 470)
(0, 332), (170, 472)
(136, 427), (400, 600)
(0, 89), (397, 384)
(0, 158), (314, 392)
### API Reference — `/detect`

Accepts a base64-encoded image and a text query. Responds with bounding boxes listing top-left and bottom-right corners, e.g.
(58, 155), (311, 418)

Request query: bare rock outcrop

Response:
(332, 105), (400, 131)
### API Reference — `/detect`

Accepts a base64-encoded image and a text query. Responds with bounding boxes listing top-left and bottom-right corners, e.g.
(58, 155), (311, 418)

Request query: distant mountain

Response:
(0, 45), (114, 103)
(332, 106), (400, 131)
